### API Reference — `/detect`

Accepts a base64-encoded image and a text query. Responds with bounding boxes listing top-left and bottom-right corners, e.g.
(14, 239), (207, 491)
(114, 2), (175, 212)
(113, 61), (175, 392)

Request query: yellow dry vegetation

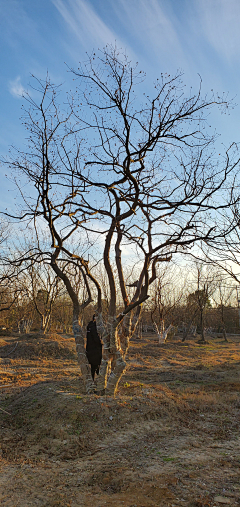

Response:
(1, 332), (240, 506)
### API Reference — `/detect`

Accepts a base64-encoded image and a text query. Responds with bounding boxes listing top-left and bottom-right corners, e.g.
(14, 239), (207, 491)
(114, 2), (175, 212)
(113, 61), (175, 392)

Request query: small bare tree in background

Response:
(210, 279), (236, 341)
(150, 266), (186, 343)
(182, 265), (218, 343)
(25, 261), (64, 334)
(0, 222), (25, 325)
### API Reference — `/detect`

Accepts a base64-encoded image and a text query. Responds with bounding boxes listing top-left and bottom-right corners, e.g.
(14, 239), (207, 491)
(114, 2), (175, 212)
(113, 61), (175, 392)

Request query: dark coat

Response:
(86, 320), (102, 366)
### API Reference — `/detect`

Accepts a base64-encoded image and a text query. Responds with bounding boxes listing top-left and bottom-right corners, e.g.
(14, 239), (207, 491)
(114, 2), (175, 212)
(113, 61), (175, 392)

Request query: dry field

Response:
(1, 331), (240, 507)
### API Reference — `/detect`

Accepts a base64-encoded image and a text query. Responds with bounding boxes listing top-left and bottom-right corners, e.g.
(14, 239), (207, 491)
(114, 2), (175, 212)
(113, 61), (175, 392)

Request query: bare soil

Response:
(1, 331), (240, 506)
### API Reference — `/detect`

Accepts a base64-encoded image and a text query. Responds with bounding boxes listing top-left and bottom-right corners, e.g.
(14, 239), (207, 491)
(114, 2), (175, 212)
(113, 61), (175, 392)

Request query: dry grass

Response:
(1, 332), (240, 506)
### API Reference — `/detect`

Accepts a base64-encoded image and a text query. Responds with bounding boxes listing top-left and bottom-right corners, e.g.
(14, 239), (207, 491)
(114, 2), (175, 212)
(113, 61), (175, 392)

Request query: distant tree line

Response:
(0, 250), (238, 343)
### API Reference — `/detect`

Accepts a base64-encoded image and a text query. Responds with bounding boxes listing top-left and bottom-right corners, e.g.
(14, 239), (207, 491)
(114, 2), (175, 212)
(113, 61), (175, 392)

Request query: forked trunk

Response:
(162, 324), (174, 342)
(154, 321), (172, 343)
(96, 314), (127, 396)
(50, 255), (95, 394)
(41, 313), (51, 334)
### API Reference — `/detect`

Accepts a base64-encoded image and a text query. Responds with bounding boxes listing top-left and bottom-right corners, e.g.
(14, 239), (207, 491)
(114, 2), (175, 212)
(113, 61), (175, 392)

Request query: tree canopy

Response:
(3, 46), (240, 393)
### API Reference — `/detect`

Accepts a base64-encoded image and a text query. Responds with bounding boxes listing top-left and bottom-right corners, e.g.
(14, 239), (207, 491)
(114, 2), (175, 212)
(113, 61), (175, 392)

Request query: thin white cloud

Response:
(2, 1), (42, 54)
(111, 0), (188, 71)
(195, 0), (240, 62)
(118, 0), (178, 45)
(52, 0), (190, 88)
(52, 0), (124, 50)
(8, 76), (26, 98)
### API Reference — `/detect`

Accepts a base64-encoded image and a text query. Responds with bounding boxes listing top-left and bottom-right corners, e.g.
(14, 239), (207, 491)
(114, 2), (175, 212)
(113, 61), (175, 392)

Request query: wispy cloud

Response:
(52, 0), (189, 85)
(52, 0), (125, 51)
(110, 0), (188, 72)
(1, 1), (40, 52)
(195, 0), (240, 63)
(8, 76), (26, 98)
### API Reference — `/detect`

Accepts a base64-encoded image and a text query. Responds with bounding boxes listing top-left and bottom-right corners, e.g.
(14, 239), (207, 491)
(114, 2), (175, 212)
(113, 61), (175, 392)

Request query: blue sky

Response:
(1, 0), (240, 208)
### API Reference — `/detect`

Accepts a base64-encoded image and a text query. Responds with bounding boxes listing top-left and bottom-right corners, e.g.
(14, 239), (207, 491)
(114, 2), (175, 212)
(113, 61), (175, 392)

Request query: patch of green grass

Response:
(156, 452), (176, 461)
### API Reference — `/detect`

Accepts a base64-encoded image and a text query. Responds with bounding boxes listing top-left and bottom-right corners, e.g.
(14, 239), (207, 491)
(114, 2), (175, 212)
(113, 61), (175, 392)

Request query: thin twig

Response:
(0, 407), (11, 415)
(0, 342), (18, 358)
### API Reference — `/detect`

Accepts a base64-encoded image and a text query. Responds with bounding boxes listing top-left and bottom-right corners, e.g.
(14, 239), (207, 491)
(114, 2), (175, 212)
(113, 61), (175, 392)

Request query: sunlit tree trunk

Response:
(95, 300), (147, 396)
(40, 313), (51, 334)
(96, 315), (127, 396)
(51, 254), (95, 394)
(154, 321), (173, 343)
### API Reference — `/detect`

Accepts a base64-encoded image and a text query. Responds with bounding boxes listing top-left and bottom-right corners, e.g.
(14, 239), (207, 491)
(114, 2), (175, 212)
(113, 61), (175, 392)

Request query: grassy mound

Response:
(1, 334), (240, 506)
(0, 333), (76, 360)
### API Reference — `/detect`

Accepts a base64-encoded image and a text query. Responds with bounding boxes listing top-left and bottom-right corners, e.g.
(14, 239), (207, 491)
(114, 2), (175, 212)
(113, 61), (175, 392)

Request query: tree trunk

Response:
(95, 312), (110, 393)
(222, 326), (228, 342)
(198, 310), (206, 343)
(154, 321), (173, 343)
(41, 313), (51, 334)
(162, 324), (174, 342)
(153, 321), (162, 342)
(18, 319), (33, 334)
(105, 348), (126, 396)
(182, 309), (198, 342)
(95, 299), (147, 396)
(221, 306), (228, 342)
(96, 314), (127, 396)
(73, 316), (95, 394)
(50, 255), (95, 394)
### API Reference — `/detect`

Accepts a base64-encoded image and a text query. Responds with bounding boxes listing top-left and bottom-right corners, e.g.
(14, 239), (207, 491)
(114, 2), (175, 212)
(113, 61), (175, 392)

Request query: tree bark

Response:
(198, 310), (206, 343)
(222, 326), (228, 342)
(154, 321), (173, 343)
(182, 309), (198, 342)
(51, 255), (95, 393)
(73, 315), (95, 394)
(41, 313), (51, 334)
(95, 314), (127, 396)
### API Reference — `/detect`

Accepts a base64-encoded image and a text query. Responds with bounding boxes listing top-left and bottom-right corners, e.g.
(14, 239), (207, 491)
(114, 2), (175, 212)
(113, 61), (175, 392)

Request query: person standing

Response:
(86, 315), (102, 381)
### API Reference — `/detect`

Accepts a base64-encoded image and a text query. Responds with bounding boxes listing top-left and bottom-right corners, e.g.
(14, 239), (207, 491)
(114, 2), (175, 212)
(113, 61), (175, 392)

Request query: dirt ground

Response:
(1, 331), (240, 507)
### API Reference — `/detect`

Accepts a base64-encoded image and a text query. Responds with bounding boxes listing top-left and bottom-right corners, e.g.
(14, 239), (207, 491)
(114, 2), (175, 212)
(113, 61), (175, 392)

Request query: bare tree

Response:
(0, 222), (25, 321)
(24, 260), (65, 334)
(150, 265), (185, 342)
(211, 281), (235, 341)
(183, 264), (218, 343)
(3, 46), (240, 394)
(195, 208), (240, 336)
